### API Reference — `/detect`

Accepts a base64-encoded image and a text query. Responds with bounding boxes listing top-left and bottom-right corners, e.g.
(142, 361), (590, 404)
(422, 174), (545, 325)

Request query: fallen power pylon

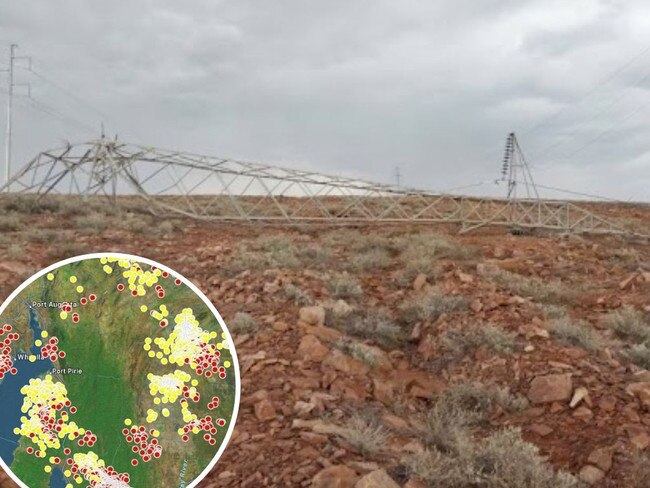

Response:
(0, 135), (643, 237)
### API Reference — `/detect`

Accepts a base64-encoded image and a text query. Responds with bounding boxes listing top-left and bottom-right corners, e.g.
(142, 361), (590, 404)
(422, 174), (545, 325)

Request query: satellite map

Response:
(0, 254), (240, 488)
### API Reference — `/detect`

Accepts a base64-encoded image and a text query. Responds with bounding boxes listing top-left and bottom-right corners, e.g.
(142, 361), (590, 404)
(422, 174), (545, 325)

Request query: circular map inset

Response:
(0, 254), (240, 488)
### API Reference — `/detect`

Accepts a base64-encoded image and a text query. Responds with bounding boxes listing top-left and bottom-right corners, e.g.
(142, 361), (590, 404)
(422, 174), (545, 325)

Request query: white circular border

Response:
(0, 252), (241, 488)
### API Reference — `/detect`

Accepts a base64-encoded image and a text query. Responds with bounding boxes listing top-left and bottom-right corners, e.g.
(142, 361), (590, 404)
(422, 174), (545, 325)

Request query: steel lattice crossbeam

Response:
(0, 138), (642, 237)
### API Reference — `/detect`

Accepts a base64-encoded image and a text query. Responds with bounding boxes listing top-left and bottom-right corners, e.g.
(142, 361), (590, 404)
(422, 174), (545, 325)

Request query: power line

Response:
(531, 68), (650, 162)
(22, 67), (110, 122)
(521, 42), (650, 138)
(17, 95), (97, 134)
(552, 96), (650, 161)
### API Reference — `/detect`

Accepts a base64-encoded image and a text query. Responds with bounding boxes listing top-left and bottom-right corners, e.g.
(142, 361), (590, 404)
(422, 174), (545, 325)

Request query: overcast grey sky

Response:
(1, 0), (650, 200)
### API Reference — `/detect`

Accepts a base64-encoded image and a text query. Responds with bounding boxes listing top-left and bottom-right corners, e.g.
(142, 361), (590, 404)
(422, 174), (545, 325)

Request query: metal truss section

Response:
(0, 137), (643, 237)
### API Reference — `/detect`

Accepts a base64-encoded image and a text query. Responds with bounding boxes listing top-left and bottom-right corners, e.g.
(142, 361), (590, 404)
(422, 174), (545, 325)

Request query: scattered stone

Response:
(631, 431), (650, 450)
(323, 350), (370, 376)
(299, 306), (326, 326)
(570, 387), (590, 408)
(312, 466), (358, 488)
(528, 373), (573, 404)
(355, 469), (400, 488)
(297, 335), (330, 362)
(579, 465), (605, 485)
(587, 447), (613, 473)
(529, 423), (554, 437)
(403, 480), (427, 488)
(333, 299), (353, 316)
(413, 273), (427, 291)
(598, 396), (617, 412)
(626, 382), (650, 409)
(470, 299), (483, 312)
(254, 399), (277, 422)
(572, 406), (593, 422)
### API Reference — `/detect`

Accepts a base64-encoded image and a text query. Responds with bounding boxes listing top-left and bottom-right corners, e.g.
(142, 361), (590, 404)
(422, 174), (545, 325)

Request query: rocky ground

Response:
(0, 198), (649, 487)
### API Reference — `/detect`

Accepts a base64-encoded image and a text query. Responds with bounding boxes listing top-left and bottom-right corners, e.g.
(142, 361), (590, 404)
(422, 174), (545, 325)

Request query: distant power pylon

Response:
(394, 166), (402, 188)
(2, 44), (31, 192)
(500, 132), (538, 201)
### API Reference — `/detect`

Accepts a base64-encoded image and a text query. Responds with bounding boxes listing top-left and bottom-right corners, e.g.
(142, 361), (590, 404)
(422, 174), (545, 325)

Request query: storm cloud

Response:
(1, 0), (649, 200)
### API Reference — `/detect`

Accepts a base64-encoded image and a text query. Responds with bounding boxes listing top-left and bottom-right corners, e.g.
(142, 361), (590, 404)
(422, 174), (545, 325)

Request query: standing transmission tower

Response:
(500, 132), (538, 201)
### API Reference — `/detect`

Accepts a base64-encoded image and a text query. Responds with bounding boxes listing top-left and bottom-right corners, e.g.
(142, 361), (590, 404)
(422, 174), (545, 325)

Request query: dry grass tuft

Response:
(328, 274), (363, 299)
(338, 412), (389, 457)
(351, 309), (404, 348)
(606, 306), (650, 344)
(400, 288), (467, 323)
(348, 247), (393, 272)
(443, 325), (517, 356)
(396, 233), (474, 284)
(228, 312), (258, 335)
(284, 284), (314, 306)
(483, 266), (577, 305)
(624, 344), (650, 370)
(549, 318), (601, 352)
(333, 338), (382, 366)
(407, 424), (578, 487)
(0, 213), (24, 232)
(406, 383), (572, 488)
(422, 383), (527, 454)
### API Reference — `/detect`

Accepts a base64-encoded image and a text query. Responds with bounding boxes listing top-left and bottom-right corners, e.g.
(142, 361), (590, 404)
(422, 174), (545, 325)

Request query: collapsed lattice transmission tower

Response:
(0, 136), (642, 236)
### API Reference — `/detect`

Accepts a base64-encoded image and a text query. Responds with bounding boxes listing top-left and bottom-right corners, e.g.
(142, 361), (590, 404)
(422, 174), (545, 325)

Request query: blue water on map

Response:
(0, 305), (64, 488)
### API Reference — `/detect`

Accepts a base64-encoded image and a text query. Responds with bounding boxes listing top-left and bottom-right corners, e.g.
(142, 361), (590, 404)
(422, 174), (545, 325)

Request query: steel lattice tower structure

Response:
(0, 136), (643, 237)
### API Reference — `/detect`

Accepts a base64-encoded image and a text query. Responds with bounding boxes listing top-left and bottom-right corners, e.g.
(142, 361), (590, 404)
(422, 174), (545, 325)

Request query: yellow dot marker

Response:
(46, 273), (54, 281)
(35, 340), (42, 347)
(69, 276), (77, 284)
(41, 331), (48, 338)
(124, 418), (132, 426)
(140, 305), (148, 313)
(76, 285), (84, 293)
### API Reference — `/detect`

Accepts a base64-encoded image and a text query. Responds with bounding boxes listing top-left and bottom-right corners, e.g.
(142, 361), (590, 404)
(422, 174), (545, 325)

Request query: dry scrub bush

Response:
(338, 412), (388, 457)
(333, 338), (382, 366)
(227, 236), (330, 274)
(483, 266), (576, 305)
(0, 213), (24, 232)
(624, 344), (650, 370)
(538, 303), (567, 320)
(422, 383), (527, 454)
(228, 312), (258, 335)
(400, 288), (467, 323)
(25, 228), (57, 243)
(606, 306), (650, 344)
(47, 241), (91, 261)
(283, 284), (313, 306)
(405, 428), (579, 488)
(348, 247), (393, 272)
(549, 318), (601, 352)
(327, 308), (405, 349)
(396, 233), (474, 284)
(408, 385), (576, 488)
(443, 325), (517, 356)
(328, 274), (363, 299)
(74, 213), (108, 234)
